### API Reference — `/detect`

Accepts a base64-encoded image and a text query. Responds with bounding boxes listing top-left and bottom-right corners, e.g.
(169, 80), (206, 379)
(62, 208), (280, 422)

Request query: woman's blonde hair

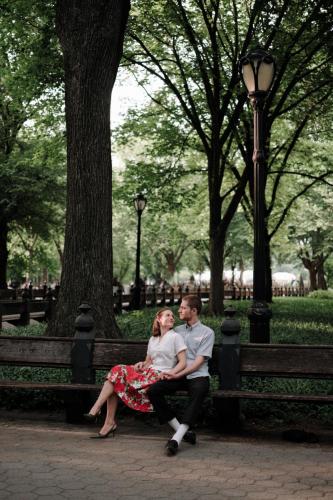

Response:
(152, 308), (173, 336)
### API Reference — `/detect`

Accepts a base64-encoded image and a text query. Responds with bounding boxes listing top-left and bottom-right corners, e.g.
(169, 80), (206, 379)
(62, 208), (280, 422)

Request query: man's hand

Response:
(161, 371), (182, 380)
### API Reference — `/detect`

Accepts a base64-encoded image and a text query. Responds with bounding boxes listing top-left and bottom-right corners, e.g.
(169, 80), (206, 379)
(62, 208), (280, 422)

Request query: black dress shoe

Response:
(90, 424), (117, 439)
(165, 439), (178, 456)
(183, 430), (196, 445)
(83, 412), (100, 423)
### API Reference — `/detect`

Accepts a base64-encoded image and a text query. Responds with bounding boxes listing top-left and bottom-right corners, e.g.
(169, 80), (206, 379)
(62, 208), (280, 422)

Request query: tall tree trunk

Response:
(301, 257), (318, 291)
(209, 233), (225, 314)
(0, 220), (9, 289)
(308, 267), (318, 291)
(317, 255), (327, 290)
(238, 257), (244, 286)
(209, 167), (225, 315)
(165, 253), (176, 277)
(48, 0), (130, 337)
(208, 148), (250, 314)
(42, 268), (48, 283)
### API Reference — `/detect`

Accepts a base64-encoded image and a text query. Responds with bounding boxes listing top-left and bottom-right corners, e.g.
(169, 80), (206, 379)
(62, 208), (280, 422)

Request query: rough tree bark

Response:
(301, 255), (319, 291)
(48, 0), (130, 337)
(317, 257), (328, 290)
(0, 220), (9, 289)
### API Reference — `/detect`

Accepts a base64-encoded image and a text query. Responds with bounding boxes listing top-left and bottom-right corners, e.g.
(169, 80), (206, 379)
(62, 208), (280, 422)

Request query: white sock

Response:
(171, 424), (189, 445)
(168, 418), (180, 432)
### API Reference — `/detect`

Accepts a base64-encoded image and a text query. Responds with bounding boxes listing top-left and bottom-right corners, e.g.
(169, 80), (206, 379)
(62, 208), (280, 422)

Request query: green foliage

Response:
(241, 378), (333, 425)
(117, 0), (333, 311)
(0, 0), (63, 159)
(0, 323), (46, 336)
(308, 289), (333, 300)
(0, 126), (66, 281)
(1, 129), (66, 226)
(0, 319), (67, 409)
(0, 366), (70, 410)
(113, 169), (209, 282)
(2, 296), (332, 342)
(0, 0), (65, 284)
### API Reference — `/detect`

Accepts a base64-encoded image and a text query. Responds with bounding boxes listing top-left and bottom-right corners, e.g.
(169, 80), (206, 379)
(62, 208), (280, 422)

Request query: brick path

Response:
(0, 413), (332, 500)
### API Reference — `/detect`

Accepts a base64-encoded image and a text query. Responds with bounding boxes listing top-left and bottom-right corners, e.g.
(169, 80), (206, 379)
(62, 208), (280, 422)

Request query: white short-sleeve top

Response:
(147, 330), (187, 372)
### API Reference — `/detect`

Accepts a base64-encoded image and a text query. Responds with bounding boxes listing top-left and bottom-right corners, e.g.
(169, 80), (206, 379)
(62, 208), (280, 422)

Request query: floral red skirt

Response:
(106, 364), (161, 412)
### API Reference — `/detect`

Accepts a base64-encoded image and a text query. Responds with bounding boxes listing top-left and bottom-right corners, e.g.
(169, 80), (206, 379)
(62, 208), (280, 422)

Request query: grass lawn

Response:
(1, 296), (332, 344)
(118, 297), (333, 345)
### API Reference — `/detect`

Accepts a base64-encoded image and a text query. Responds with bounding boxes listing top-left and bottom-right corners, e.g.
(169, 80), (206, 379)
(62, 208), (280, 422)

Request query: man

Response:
(147, 294), (215, 456)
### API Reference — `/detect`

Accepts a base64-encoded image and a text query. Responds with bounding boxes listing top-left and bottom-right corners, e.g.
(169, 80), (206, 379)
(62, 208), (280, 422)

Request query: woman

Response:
(84, 308), (187, 438)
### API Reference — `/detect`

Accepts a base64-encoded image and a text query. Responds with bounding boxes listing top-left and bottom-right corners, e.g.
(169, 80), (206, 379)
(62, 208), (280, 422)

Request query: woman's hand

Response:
(133, 361), (145, 371)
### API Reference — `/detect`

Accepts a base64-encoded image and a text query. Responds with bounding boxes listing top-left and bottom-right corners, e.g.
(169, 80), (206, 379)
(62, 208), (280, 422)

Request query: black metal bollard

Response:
(177, 285), (182, 305)
(151, 286), (157, 306)
(160, 286), (166, 306)
(19, 288), (30, 326)
(65, 303), (96, 424)
(45, 288), (55, 322)
(169, 287), (174, 306)
(214, 306), (241, 431)
(115, 287), (123, 315)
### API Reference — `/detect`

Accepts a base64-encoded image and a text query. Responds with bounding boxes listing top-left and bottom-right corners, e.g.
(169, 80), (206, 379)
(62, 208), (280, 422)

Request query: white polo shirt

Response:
(147, 329), (187, 372)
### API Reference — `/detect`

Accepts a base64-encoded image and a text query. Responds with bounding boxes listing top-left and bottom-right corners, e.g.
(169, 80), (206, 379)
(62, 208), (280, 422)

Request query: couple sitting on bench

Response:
(84, 294), (215, 456)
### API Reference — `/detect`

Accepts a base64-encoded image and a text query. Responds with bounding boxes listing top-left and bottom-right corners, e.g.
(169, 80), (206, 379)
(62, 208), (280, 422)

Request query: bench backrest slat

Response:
(0, 301), (24, 314)
(29, 301), (48, 313)
(1, 337), (332, 379)
(239, 344), (333, 378)
(0, 336), (72, 367)
(93, 340), (147, 369)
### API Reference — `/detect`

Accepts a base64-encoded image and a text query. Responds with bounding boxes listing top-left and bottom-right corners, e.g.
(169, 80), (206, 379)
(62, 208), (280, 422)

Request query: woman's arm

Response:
(163, 350), (187, 376)
(134, 354), (152, 371)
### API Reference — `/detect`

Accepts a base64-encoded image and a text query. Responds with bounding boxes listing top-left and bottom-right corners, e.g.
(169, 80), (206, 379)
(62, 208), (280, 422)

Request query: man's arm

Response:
(163, 355), (205, 380)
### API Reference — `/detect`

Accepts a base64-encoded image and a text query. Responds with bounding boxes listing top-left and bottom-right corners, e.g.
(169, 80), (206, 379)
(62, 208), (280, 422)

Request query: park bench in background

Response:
(1, 284), (309, 326)
(0, 294), (56, 327)
(0, 309), (332, 428)
(114, 285), (309, 312)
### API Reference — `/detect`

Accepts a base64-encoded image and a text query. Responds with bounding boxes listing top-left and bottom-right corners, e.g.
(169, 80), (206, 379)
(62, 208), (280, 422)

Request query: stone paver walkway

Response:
(0, 414), (332, 500)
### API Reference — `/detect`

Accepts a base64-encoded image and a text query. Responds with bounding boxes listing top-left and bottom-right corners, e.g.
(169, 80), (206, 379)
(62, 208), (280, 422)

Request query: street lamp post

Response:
(132, 193), (147, 310)
(240, 48), (275, 343)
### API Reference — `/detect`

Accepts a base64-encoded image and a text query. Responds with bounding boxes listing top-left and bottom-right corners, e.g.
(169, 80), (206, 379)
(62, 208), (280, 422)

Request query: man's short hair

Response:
(182, 294), (202, 314)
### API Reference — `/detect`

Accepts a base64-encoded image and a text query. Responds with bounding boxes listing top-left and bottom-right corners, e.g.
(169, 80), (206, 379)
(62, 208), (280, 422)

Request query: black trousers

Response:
(147, 376), (210, 427)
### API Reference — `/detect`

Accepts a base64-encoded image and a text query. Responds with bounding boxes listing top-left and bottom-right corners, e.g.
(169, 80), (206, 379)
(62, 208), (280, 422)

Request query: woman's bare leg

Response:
(88, 381), (114, 416)
(99, 394), (118, 435)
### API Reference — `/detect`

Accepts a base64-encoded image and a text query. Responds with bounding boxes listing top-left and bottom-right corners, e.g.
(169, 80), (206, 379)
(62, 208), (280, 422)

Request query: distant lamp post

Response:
(240, 48), (275, 343)
(132, 193), (147, 310)
(231, 261), (236, 300)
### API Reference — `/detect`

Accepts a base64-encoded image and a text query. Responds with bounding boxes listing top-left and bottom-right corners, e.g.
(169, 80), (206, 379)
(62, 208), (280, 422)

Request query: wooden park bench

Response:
(212, 343), (333, 403)
(0, 333), (198, 423)
(1, 323), (332, 428)
(0, 297), (55, 327)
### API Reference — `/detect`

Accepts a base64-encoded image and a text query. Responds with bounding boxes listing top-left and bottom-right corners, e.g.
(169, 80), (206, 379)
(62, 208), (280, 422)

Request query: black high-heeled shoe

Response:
(90, 423), (117, 439)
(83, 411), (101, 423)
